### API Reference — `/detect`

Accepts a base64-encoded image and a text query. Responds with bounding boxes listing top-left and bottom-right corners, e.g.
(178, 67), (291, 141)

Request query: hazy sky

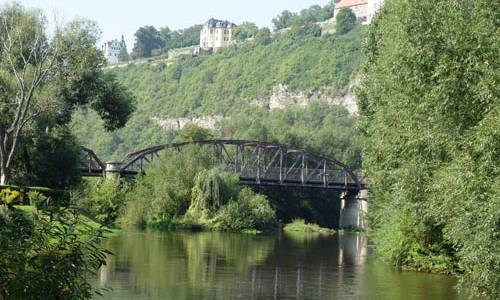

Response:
(10, 0), (330, 49)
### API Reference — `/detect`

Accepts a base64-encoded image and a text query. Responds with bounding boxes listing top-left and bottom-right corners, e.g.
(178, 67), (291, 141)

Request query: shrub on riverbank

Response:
(0, 205), (108, 299)
(283, 219), (335, 234)
(211, 188), (277, 232)
(79, 179), (130, 226)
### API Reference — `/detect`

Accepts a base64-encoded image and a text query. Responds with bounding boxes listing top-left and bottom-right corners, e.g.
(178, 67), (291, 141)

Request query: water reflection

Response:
(95, 231), (463, 300)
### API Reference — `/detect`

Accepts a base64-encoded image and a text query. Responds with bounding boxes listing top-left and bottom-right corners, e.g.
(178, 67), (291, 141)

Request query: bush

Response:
(0, 206), (108, 299)
(336, 8), (357, 35)
(27, 191), (49, 208)
(289, 23), (322, 37)
(212, 188), (277, 232)
(0, 188), (22, 206)
(80, 179), (129, 226)
(283, 219), (335, 234)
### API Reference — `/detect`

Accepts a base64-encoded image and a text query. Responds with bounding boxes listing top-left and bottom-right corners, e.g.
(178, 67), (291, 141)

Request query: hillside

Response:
(71, 26), (365, 167)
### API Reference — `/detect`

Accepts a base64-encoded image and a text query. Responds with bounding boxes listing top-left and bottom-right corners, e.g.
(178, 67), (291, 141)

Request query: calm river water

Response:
(94, 231), (465, 300)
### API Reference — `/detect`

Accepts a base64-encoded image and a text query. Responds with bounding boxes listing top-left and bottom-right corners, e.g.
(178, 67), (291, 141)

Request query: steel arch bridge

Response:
(80, 140), (364, 192)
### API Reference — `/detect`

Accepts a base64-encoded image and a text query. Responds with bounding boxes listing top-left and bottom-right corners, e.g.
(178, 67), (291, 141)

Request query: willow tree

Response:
(357, 0), (499, 298)
(0, 3), (134, 185)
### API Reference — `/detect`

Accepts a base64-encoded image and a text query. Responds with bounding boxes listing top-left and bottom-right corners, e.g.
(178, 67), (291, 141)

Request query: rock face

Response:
(152, 115), (224, 130)
(152, 83), (359, 131)
(267, 84), (358, 114)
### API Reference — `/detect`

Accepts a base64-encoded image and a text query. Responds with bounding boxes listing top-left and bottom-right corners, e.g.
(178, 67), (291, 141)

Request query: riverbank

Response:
(14, 205), (121, 237)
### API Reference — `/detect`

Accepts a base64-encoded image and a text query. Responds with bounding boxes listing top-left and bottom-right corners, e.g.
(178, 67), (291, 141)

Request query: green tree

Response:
(335, 8), (357, 35)
(159, 26), (172, 49)
(254, 27), (272, 45)
(167, 24), (203, 50)
(12, 121), (82, 189)
(233, 22), (259, 41)
(0, 4), (135, 185)
(357, 0), (499, 298)
(272, 2), (334, 30)
(131, 25), (163, 58)
(320, 1), (335, 20)
(272, 10), (297, 30)
(296, 5), (323, 25)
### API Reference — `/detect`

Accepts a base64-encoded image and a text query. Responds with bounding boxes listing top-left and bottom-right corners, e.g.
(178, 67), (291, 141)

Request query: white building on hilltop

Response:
(199, 18), (236, 51)
(367, 0), (385, 23)
(334, 0), (385, 25)
(102, 36), (127, 64)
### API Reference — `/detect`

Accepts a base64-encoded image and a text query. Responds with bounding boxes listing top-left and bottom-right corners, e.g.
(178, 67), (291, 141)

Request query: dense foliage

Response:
(272, 2), (334, 30)
(131, 24), (203, 58)
(162, 24), (203, 51)
(0, 205), (109, 299)
(12, 122), (81, 188)
(357, 0), (499, 298)
(79, 178), (130, 226)
(210, 187), (277, 232)
(232, 22), (259, 41)
(335, 8), (357, 35)
(131, 25), (163, 58)
(73, 27), (364, 161)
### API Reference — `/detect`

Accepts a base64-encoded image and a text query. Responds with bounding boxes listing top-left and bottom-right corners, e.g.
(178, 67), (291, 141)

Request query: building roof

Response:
(205, 18), (236, 29)
(336, 0), (368, 9)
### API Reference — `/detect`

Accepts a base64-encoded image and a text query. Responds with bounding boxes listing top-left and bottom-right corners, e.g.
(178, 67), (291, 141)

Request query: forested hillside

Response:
(72, 25), (365, 166)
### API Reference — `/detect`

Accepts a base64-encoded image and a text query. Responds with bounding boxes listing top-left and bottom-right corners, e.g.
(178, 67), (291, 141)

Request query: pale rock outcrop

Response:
(152, 115), (225, 130)
(265, 83), (358, 114)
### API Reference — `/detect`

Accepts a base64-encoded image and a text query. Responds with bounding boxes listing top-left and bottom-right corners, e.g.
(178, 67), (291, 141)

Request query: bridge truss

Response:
(80, 140), (363, 192)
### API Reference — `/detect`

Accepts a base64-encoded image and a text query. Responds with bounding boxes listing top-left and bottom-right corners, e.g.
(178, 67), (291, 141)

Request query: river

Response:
(94, 231), (465, 300)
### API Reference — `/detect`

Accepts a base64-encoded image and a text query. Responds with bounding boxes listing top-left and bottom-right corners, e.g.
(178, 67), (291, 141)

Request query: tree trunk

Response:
(0, 131), (10, 186)
(0, 141), (6, 185)
(0, 163), (8, 185)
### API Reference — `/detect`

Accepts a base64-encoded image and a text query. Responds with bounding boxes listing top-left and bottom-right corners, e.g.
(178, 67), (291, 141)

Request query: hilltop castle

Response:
(102, 36), (127, 64)
(334, 0), (385, 24)
(199, 18), (236, 52)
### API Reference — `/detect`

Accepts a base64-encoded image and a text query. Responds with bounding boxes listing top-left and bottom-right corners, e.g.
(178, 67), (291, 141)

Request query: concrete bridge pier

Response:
(339, 190), (368, 230)
(105, 161), (123, 179)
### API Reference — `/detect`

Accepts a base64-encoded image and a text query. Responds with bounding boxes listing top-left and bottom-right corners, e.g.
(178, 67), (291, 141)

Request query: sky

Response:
(9, 0), (331, 50)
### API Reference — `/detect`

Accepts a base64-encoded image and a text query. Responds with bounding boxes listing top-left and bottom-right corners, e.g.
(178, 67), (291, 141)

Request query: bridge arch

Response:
(81, 140), (362, 192)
